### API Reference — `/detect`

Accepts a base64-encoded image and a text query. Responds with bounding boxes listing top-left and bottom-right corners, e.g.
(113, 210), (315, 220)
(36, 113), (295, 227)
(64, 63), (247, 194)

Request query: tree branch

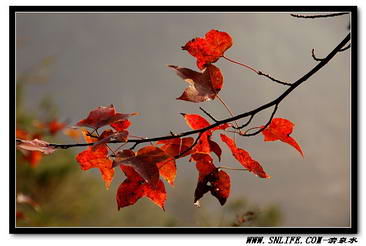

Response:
(34, 33), (350, 151)
(291, 12), (349, 19)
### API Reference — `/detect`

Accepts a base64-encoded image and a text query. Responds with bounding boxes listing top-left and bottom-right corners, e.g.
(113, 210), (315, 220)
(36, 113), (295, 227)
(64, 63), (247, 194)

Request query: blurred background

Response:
(15, 12), (351, 227)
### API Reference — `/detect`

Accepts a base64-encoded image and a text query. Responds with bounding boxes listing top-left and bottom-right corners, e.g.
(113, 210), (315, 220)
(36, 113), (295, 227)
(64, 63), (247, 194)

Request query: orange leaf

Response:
(182, 29), (233, 70)
(156, 158), (176, 186)
(220, 134), (270, 179)
(75, 145), (114, 189)
(261, 118), (304, 157)
(157, 137), (194, 158)
(169, 64), (223, 103)
(76, 105), (137, 129)
(24, 151), (43, 167)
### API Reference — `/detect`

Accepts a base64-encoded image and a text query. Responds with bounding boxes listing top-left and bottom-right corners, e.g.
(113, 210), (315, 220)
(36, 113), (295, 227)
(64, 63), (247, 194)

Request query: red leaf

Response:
(92, 130), (128, 151)
(220, 134), (270, 179)
(113, 146), (170, 187)
(191, 153), (230, 205)
(24, 151), (43, 167)
(16, 129), (29, 140)
(182, 114), (229, 157)
(182, 29), (233, 70)
(157, 137), (194, 158)
(156, 158), (176, 186)
(75, 145), (114, 189)
(110, 120), (131, 132)
(117, 165), (166, 210)
(16, 139), (56, 155)
(47, 119), (67, 135)
(76, 105), (137, 129)
(261, 118), (304, 157)
(169, 64), (223, 103)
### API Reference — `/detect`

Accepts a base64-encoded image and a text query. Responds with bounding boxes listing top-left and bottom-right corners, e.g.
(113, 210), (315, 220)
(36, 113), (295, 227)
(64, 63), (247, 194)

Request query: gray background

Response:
(16, 12), (351, 227)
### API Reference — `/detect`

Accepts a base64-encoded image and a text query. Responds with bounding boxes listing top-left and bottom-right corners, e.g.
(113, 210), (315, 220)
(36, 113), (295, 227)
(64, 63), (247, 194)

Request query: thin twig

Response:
(218, 166), (249, 171)
(291, 12), (349, 19)
(257, 71), (291, 86)
(232, 115), (254, 130)
(174, 132), (203, 159)
(240, 104), (278, 137)
(222, 55), (258, 73)
(199, 107), (219, 122)
(339, 43), (351, 52)
(312, 43), (351, 62)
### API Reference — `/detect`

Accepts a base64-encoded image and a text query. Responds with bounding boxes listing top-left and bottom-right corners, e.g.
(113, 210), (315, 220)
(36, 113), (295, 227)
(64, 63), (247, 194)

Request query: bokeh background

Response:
(15, 12), (351, 227)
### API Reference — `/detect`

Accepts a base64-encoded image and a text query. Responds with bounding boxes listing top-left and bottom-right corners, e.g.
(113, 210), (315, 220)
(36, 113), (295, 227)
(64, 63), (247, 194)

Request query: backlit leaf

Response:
(220, 134), (270, 179)
(182, 29), (233, 70)
(261, 118), (304, 157)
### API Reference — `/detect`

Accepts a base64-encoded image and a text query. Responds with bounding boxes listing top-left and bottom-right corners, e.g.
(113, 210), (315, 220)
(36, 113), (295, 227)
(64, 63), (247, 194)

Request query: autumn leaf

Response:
(47, 119), (67, 135)
(220, 134), (270, 179)
(110, 120), (131, 132)
(16, 129), (29, 140)
(182, 29), (233, 70)
(182, 114), (229, 158)
(16, 139), (56, 155)
(156, 137), (194, 158)
(76, 105), (137, 129)
(191, 153), (230, 205)
(156, 158), (176, 186)
(113, 146), (170, 187)
(92, 130), (128, 151)
(261, 118), (304, 157)
(24, 151), (43, 167)
(116, 165), (166, 210)
(75, 145), (114, 189)
(169, 64), (223, 103)
(63, 127), (83, 142)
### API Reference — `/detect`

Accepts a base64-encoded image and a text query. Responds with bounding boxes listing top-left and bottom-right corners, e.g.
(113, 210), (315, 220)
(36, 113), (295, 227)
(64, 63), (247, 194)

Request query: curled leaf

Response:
(191, 153), (230, 206)
(76, 105), (137, 129)
(169, 64), (223, 103)
(220, 134), (270, 179)
(261, 118), (303, 157)
(182, 29), (233, 70)
(16, 139), (55, 155)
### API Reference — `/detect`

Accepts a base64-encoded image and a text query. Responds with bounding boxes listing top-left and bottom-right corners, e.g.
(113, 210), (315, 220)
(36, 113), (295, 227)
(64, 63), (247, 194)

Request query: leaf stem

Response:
(222, 56), (258, 73)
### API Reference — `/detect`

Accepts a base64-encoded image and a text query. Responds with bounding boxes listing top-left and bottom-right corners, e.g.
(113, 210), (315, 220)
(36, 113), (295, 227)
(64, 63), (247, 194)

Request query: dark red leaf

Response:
(113, 146), (170, 187)
(76, 104), (137, 129)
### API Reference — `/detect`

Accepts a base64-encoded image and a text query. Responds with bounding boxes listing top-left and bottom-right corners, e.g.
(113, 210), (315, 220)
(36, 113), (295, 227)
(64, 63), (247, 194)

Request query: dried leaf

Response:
(16, 139), (55, 155)
(191, 153), (230, 205)
(169, 64), (223, 103)
(76, 105), (137, 129)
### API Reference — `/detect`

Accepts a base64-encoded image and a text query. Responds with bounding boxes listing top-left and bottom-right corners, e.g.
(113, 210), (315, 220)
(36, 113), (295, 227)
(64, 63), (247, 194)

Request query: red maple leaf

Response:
(116, 165), (166, 210)
(156, 137), (194, 158)
(168, 64), (223, 103)
(76, 105), (137, 129)
(75, 144), (114, 189)
(191, 153), (230, 205)
(182, 113), (229, 159)
(182, 29), (233, 70)
(112, 146), (170, 187)
(261, 118), (304, 157)
(220, 134), (270, 179)
(110, 120), (131, 132)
